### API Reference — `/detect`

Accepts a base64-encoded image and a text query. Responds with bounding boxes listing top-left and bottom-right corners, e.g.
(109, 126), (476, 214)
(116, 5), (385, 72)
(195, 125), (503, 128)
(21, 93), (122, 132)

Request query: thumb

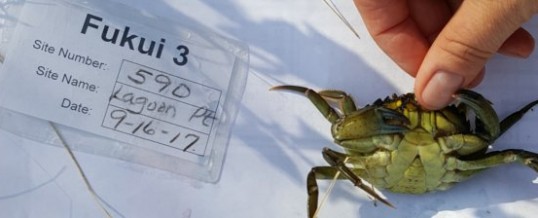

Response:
(414, 0), (537, 110)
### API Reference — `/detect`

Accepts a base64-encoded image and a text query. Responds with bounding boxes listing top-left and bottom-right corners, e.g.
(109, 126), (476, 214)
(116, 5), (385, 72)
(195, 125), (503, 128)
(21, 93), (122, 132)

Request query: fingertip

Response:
(415, 71), (464, 110)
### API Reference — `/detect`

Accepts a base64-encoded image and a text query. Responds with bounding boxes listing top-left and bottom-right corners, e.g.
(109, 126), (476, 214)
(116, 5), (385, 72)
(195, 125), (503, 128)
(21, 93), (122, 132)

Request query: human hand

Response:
(353, 0), (538, 110)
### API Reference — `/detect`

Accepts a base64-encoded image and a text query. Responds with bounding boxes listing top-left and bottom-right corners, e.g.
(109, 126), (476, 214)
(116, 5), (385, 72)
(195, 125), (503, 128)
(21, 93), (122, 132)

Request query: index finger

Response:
(353, 0), (447, 76)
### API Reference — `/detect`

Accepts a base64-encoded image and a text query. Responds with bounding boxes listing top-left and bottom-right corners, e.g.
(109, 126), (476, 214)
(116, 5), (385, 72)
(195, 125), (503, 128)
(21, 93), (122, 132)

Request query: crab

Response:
(271, 85), (538, 218)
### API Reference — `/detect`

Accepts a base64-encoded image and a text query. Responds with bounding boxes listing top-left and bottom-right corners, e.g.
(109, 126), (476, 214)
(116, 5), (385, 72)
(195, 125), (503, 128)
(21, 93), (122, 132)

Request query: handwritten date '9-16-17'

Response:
(108, 108), (200, 152)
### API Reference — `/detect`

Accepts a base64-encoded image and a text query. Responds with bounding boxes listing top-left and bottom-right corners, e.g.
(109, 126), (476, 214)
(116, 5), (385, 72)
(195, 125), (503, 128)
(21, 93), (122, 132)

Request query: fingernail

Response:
(421, 71), (464, 110)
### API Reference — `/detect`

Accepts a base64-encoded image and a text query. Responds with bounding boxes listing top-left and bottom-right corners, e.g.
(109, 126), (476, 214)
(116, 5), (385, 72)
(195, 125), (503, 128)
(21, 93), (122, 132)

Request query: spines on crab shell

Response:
(368, 92), (419, 111)
(368, 92), (472, 117)
(371, 93), (401, 105)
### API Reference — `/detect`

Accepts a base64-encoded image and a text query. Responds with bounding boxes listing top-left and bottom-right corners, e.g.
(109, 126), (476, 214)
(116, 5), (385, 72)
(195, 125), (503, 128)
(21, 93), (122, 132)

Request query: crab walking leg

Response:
(317, 165), (343, 217)
(321, 148), (394, 208)
(271, 85), (340, 123)
(437, 169), (485, 191)
(499, 100), (538, 136)
(447, 149), (538, 172)
(318, 90), (357, 115)
(441, 169), (484, 183)
(307, 166), (345, 218)
(438, 134), (490, 155)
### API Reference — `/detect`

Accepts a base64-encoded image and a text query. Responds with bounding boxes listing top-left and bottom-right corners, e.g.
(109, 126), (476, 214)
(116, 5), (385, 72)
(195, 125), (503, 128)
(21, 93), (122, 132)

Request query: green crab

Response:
(271, 85), (538, 218)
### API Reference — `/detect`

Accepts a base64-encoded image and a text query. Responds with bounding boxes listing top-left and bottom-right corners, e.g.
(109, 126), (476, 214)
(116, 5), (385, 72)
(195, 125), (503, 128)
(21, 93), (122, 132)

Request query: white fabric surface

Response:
(2, 0), (538, 217)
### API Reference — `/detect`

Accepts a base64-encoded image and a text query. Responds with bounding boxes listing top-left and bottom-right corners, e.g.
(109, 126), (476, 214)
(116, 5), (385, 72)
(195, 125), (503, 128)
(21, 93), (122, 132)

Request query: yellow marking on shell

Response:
(383, 99), (402, 110)
(420, 111), (435, 134)
(405, 110), (420, 129)
(435, 110), (464, 135)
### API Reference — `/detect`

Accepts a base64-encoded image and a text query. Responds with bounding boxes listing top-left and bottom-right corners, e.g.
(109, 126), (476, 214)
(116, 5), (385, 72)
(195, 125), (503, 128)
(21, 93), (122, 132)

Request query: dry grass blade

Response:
(313, 157), (348, 218)
(322, 0), (360, 39)
(50, 122), (113, 218)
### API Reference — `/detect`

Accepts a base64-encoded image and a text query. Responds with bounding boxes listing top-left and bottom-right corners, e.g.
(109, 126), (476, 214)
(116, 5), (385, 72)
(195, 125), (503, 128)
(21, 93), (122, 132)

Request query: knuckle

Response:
(437, 34), (494, 64)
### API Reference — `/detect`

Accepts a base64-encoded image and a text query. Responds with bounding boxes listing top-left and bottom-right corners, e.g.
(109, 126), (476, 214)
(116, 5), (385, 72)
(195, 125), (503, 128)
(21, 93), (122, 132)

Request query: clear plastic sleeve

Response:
(0, 0), (249, 182)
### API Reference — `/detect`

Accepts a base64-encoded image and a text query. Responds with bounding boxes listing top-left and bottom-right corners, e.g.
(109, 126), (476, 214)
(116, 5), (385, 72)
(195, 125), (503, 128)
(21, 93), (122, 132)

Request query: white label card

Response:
(0, 1), (235, 161)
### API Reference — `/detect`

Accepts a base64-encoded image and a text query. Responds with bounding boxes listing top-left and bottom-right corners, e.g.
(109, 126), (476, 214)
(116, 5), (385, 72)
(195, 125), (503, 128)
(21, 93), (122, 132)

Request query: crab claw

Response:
(455, 89), (500, 141)
(377, 107), (410, 133)
(332, 106), (409, 141)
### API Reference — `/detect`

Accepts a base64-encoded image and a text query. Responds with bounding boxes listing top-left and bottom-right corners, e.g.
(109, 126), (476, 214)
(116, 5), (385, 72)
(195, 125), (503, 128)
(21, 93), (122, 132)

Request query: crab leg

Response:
(447, 149), (538, 172)
(439, 134), (489, 156)
(307, 165), (383, 218)
(321, 148), (393, 208)
(318, 90), (357, 115)
(271, 85), (341, 123)
(307, 149), (393, 218)
(307, 166), (343, 218)
(499, 99), (538, 136)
